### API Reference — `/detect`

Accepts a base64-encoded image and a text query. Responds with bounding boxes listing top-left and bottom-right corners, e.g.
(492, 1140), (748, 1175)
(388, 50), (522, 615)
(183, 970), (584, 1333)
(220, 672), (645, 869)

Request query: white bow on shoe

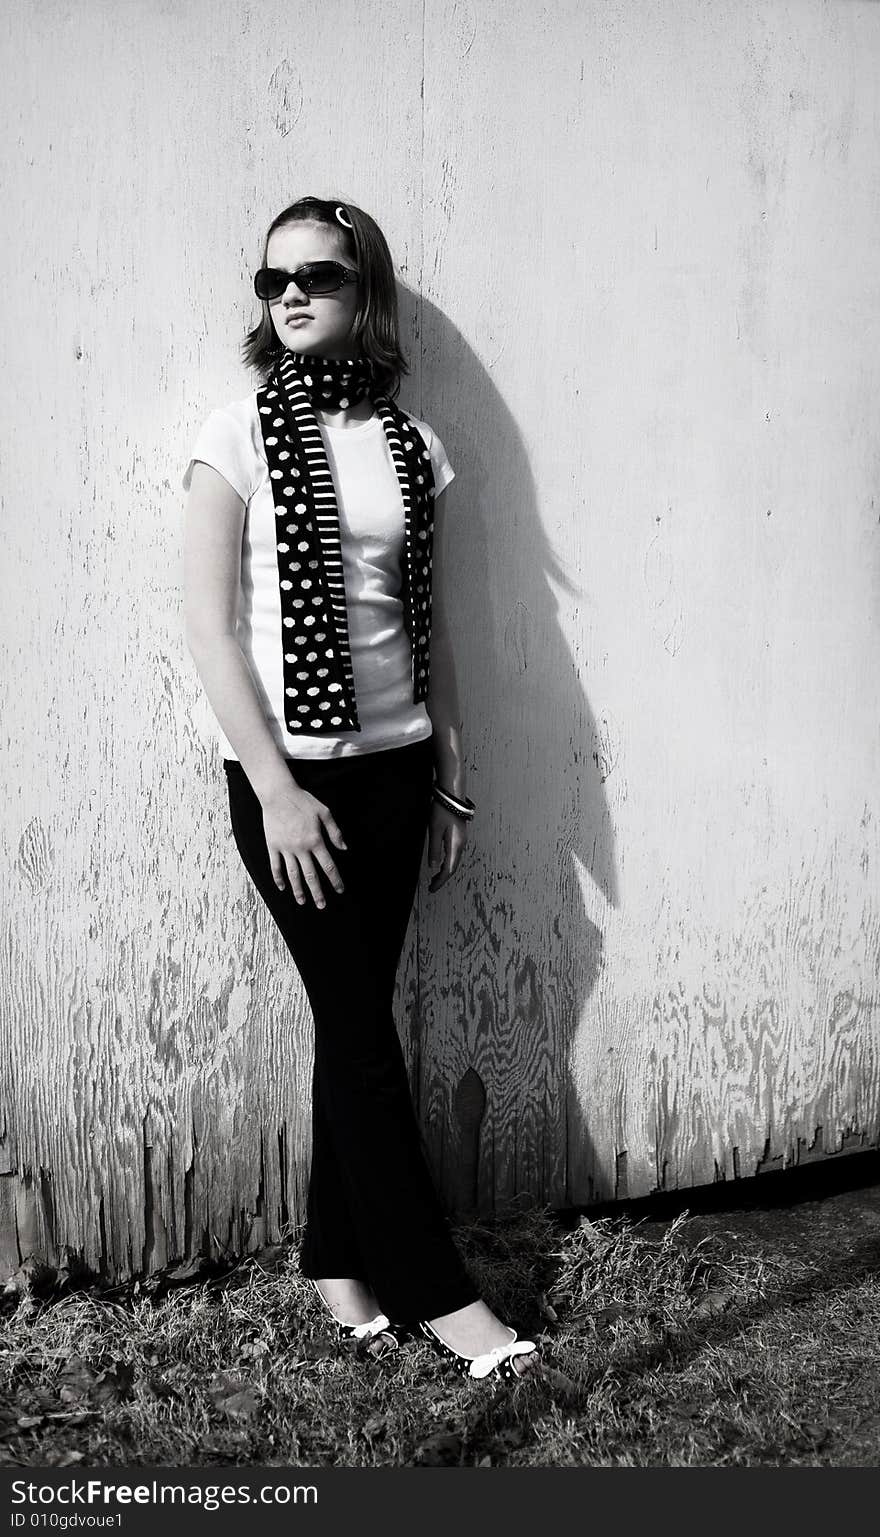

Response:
(350, 1312), (392, 1340)
(468, 1332), (538, 1379)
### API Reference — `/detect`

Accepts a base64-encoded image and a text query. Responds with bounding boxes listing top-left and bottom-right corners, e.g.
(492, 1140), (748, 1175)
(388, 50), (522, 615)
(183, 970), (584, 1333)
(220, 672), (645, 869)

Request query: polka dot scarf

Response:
(256, 348), (437, 737)
(279, 348), (375, 412)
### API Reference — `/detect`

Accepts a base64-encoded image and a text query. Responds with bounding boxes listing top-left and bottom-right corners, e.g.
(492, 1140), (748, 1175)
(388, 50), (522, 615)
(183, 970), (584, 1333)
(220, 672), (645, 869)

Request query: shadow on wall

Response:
(395, 284), (622, 1216)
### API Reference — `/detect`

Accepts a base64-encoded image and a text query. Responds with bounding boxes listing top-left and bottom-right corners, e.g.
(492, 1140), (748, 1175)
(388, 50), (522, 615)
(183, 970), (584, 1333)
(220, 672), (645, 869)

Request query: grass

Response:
(1, 1186), (879, 1467)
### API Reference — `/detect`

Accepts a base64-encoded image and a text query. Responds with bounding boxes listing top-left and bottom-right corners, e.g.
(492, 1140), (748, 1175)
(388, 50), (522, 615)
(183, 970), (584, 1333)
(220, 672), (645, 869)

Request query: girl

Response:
(182, 195), (541, 1383)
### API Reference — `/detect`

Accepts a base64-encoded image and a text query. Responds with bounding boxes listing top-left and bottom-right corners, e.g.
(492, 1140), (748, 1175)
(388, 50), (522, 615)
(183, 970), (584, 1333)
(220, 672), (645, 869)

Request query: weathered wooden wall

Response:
(1, 0), (879, 1280)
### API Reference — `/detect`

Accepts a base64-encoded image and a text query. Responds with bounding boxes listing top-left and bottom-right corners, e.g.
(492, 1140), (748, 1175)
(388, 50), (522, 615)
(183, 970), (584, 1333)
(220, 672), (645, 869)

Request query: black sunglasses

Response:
(254, 261), (359, 302)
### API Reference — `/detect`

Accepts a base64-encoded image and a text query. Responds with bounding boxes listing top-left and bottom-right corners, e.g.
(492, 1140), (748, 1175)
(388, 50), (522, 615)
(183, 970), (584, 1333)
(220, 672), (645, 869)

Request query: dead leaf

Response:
(240, 1339), (271, 1360)
(1, 1258), (55, 1298)
(145, 1375), (181, 1402)
(487, 1426), (527, 1452)
(300, 1339), (335, 1361)
(57, 1357), (98, 1401)
(592, 1303), (633, 1329)
(52, 1256), (96, 1293)
(538, 1292), (559, 1323)
(91, 1363), (135, 1405)
(361, 1413), (388, 1441)
(413, 1431), (464, 1466)
(252, 1244), (289, 1273)
(535, 1365), (579, 1400)
(165, 1256), (213, 1284)
(576, 1216), (610, 1252)
(219, 1388), (261, 1421)
(691, 1286), (734, 1319)
(207, 1371), (261, 1422)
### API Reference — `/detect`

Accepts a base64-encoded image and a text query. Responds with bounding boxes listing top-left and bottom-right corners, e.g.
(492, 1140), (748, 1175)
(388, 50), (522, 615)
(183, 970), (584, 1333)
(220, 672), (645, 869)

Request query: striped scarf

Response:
(256, 348), (436, 738)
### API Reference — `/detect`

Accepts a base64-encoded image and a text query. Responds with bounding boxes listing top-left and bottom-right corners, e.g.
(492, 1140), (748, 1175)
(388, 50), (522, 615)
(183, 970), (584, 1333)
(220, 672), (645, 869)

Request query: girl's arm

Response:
(425, 491), (470, 891)
(184, 461), (348, 909)
(183, 461), (298, 807)
(425, 491), (467, 799)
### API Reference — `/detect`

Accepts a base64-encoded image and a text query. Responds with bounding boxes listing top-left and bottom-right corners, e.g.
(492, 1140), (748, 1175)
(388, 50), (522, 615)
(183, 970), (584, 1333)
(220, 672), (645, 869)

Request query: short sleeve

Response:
(182, 408), (255, 504)
(428, 426), (455, 498)
(407, 416), (455, 498)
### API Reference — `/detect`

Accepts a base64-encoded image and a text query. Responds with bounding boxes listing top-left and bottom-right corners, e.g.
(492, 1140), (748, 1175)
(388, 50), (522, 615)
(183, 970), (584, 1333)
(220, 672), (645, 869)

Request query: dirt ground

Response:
(627, 1153), (880, 1263)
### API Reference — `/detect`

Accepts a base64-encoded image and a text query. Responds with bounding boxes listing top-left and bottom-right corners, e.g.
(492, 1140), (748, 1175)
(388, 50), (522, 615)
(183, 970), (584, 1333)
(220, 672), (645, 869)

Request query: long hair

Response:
(241, 195), (409, 400)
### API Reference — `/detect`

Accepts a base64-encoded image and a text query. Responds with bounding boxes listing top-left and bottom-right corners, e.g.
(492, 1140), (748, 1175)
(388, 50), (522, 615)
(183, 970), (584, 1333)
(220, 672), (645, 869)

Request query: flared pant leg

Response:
(223, 736), (480, 1323)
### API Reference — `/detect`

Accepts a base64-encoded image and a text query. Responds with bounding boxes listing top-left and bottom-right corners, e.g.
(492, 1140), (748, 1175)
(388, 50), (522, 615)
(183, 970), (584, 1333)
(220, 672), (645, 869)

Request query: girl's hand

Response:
(261, 785), (348, 910)
(427, 800), (469, 892)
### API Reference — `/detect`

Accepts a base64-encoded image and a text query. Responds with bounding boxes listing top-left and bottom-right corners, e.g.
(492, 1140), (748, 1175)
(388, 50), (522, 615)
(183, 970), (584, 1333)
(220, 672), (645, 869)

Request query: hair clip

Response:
(335, 205), (353, 228)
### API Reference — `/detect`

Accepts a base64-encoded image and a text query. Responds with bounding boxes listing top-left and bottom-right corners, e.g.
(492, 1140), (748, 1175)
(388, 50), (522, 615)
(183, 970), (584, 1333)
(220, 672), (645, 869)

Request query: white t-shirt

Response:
(182, 392), (455, 760)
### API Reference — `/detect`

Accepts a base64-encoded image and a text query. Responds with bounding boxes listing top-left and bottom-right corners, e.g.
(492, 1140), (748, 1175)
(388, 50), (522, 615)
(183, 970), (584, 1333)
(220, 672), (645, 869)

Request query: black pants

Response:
(223, 735), (480, 1323)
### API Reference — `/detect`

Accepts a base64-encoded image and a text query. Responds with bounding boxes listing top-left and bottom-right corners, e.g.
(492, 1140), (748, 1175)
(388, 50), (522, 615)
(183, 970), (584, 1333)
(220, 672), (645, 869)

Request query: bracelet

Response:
(432, 783), (476, 821)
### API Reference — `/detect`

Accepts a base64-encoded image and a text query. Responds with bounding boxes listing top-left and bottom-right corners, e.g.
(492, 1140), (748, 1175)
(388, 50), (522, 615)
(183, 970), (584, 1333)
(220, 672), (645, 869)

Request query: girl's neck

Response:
(278, 344), (374, 428)
(314, 397), (374, 429)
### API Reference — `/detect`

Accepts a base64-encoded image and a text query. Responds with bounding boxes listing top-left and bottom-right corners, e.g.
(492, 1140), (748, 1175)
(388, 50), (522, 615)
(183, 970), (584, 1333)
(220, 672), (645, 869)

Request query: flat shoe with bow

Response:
(310, 1280), (406, 1357)
(418, 1318), (542, 1381)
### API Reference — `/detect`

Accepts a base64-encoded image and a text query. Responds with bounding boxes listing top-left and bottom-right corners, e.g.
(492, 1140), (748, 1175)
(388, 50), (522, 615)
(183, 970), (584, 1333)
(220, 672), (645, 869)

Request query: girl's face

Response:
(264, 222), (361, 360)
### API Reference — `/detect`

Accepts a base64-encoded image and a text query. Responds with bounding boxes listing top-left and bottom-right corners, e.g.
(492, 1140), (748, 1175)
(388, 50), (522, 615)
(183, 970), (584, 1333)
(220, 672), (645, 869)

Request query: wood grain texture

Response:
(0, 0), (425, 1279)
(1, 0), (879, 1279)
(416, 0), (880, 1212)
